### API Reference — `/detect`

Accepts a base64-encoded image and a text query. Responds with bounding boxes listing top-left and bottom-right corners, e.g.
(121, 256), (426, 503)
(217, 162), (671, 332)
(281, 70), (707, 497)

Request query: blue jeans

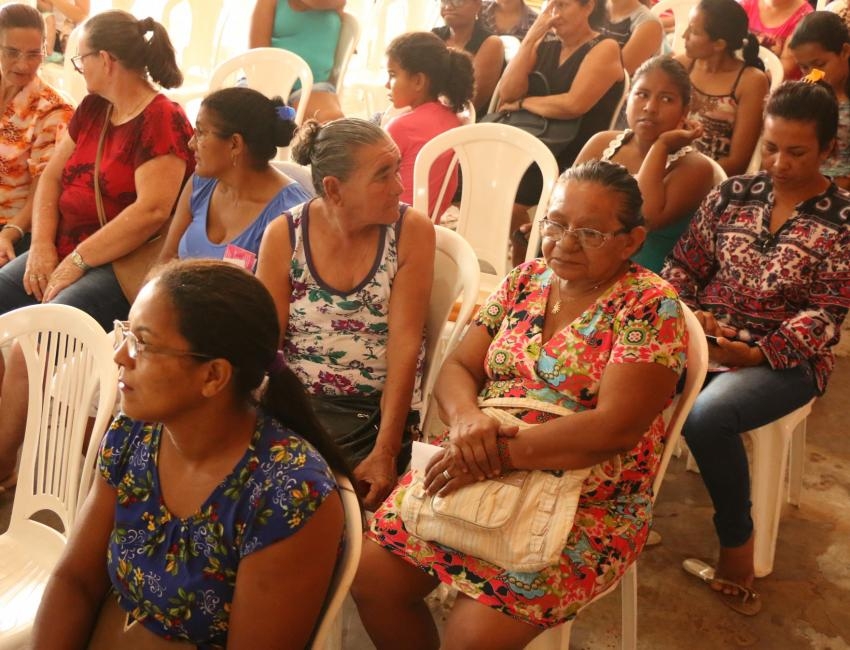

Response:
(0, 251), (130, 331)
(683, 363), (819, 548)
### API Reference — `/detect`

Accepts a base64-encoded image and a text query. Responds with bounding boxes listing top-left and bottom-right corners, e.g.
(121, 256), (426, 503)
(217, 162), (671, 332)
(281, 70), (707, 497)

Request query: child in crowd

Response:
(383, 31), (474, 219)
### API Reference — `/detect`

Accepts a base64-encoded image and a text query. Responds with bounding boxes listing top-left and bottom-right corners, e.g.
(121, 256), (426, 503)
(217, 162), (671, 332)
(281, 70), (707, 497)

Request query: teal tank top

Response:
(271, 1), (341, 84)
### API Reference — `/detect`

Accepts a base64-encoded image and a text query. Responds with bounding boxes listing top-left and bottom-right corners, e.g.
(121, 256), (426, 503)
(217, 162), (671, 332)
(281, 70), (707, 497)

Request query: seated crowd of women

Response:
(0, 1), (847, 648)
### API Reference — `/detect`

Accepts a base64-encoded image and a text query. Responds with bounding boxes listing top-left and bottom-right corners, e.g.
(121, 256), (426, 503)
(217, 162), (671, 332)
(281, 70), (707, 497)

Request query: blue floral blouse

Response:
(98, 411), (338, 647)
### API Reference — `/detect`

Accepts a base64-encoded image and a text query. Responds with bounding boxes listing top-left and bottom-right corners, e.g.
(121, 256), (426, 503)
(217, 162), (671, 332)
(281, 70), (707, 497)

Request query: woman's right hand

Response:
(449, 408), (518, 480)
(657, 120), (703, 153)
(0, 229), (18, 268)
(23, 242), (59, 301)
(524, 5), (556, 44)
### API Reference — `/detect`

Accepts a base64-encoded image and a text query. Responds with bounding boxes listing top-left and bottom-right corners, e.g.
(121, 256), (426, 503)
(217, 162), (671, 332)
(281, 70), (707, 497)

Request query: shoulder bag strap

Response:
(93, 104), (113, 228)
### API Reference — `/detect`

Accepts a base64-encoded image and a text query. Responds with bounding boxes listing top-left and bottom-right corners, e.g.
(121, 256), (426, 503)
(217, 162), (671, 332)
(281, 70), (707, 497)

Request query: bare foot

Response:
(713, 534), (755, 595)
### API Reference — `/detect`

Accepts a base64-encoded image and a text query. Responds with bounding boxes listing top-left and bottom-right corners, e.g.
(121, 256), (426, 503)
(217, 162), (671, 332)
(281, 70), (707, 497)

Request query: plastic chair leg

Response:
(787, 419), (807, 507)
(621, 564), (637, 650)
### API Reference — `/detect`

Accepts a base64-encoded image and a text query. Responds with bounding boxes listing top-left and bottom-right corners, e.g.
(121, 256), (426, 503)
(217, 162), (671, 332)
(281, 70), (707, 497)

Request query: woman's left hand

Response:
(423, 446), (479, 497)
(353, 449), (398, 511)
(498, 99), (522, 113)
(42, 256), (84, 303)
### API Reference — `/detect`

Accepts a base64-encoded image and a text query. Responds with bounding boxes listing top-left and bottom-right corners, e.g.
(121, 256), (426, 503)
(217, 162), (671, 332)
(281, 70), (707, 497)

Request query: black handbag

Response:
(480, 71), (582, 157)
(308, 394), (416, 472)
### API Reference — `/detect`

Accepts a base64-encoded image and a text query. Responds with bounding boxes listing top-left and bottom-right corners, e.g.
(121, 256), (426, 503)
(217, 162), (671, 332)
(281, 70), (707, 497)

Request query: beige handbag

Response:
(93, 104), (169, 304)
(400, 398), (599, 573)
(87, 592), (198, 649)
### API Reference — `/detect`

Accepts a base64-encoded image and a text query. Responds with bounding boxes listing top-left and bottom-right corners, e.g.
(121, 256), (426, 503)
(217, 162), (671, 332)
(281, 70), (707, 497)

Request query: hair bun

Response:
(138, 16), (155, 34)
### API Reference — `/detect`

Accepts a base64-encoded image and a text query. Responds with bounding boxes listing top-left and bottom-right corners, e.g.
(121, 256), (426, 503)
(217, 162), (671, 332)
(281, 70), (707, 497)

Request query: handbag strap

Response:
(93, 104), (113, 229)
(478, 396), (574, 419)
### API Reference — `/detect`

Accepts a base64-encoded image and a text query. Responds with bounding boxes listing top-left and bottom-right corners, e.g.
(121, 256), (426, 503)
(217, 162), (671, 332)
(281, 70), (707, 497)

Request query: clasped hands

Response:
(423, 409), (519, 497)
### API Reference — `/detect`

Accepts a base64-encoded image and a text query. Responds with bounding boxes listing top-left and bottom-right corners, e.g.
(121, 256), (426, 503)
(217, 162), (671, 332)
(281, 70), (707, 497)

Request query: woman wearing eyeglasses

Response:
(354, 161), (687, 648)
(33, 259), (348, 648)
(0, 4), (73, 271)
(157, 87), (311, 270)
(663, 81), (850, 615)
(0, 10), (192, 499)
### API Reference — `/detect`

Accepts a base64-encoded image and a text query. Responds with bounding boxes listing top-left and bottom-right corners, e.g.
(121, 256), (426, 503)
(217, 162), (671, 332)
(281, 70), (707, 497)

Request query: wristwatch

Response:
(70, 249), (92, 272)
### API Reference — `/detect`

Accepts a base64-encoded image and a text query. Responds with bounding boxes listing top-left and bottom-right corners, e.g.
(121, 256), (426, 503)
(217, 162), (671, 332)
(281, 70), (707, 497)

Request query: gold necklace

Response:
(112, 90), (153, 123)
(550, 278), (603, 315)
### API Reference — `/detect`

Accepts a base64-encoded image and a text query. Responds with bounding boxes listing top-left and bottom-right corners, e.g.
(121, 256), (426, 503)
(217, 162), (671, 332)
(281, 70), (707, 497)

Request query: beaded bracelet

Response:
(496, 437), (515, 473)
(1, 224), (24, 239)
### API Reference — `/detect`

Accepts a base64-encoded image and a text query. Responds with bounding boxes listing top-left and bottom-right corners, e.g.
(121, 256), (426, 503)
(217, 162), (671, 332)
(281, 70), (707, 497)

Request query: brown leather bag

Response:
(93, 104), (169, 304)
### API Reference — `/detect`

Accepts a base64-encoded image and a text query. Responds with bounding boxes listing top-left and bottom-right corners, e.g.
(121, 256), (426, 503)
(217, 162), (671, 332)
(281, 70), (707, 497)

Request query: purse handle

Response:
(478, 396), (574, 418)
(93, 104), (113, 229)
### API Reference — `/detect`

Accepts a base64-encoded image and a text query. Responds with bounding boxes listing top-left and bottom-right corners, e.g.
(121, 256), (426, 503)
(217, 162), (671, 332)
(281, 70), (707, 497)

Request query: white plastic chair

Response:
(39, 22), (86, 105)
(528, 302), (709, 650)
(329, 11), (361, 98)
(650, 0), (697, 56)
(0, 305), (119, 649)
(271, 160), (317, 198)
(701, 152), (728, 186)
(745, 47), (783, 174)
(309, 475), (363, 650)
(412, 123), (559, 295)
(746, 399), (815, 578)
(499, 35), (522, 63)
(418, 226), (481, 437)
(209, 48), (313, 126)
(609, 70), (631, 130)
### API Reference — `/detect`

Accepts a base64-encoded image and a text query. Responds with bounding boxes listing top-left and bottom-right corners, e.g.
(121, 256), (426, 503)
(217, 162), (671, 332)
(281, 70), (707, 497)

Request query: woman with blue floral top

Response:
(33, 259), (349, 648)
(257, 118), (435, 512)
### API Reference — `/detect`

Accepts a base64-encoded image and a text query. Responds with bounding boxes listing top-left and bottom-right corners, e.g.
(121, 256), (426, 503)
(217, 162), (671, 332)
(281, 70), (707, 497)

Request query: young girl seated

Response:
(790, 11), (850, 189)
(575, 56), (716, 272)
(384, 31), (474, 219)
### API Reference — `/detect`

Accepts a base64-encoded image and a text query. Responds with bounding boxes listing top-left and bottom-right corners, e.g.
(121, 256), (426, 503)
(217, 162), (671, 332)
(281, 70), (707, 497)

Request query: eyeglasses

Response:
(0, 46), (44, 63)
(539, 218), (628, 249)
(192, 126), (228, 141)
(113, 321), (213, 361)
(440, 0), (469, 7)
(70, 50), (99, 73)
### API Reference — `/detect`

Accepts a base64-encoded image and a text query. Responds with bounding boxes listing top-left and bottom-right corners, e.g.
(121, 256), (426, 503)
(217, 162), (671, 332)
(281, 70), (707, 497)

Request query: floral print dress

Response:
(284, 200), (422, 400)
(98, 411), (338, 647)
(368, 260), (687, 627)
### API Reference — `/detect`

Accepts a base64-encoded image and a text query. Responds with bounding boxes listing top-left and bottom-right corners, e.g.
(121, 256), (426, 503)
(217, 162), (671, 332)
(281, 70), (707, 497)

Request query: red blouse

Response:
(55, 94), (194, 260)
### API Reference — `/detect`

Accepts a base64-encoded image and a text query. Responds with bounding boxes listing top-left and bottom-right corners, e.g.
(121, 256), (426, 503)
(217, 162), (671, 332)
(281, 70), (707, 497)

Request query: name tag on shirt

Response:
(223, 244), (257, 272)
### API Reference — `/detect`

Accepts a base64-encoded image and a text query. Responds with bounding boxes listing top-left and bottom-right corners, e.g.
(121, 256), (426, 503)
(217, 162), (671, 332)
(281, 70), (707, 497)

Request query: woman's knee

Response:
(351, 539), (437, 607)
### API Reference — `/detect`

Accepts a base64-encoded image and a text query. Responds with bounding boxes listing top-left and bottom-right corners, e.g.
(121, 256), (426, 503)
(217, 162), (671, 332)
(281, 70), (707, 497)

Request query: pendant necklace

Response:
(550, 278), (603, 315)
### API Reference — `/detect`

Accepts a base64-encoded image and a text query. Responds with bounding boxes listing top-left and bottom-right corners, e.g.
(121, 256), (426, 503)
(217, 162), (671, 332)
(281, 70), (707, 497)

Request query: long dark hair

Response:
(151, 259), (351, 479)
(698, 0), (764, 70)
(386, 31), (475, 113)
(84, 10), (183, 88)
(790, 11), (850, 99)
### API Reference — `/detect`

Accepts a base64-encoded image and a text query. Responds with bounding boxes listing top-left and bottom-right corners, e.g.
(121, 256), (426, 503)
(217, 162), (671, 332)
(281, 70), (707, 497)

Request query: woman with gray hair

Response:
(256, 117), (435, 510)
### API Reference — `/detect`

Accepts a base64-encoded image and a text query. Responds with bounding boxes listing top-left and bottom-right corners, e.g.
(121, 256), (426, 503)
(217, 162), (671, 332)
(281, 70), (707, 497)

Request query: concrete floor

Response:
(3, 356), (849, 649)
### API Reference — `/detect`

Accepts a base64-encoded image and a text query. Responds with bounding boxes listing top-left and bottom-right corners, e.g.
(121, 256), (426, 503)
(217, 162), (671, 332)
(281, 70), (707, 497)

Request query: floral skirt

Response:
(367, 471), (652, 628)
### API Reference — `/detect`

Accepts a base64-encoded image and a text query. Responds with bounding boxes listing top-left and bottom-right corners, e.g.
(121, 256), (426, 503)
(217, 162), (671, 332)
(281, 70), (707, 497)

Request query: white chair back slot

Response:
(329, 12), (361, 97)
(650, 0), (697, 56)
(418, 226), (481, 434)
(413, 123), (559, 295)
(0, 304), (119, 647)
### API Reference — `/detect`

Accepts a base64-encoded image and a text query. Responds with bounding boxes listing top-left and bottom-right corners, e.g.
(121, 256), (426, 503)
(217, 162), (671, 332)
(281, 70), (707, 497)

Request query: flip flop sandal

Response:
(682, 558), (762, 616)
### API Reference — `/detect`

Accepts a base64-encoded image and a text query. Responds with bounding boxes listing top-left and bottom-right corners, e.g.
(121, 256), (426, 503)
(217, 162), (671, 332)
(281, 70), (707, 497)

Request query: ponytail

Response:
(262, 367), (353, 480)
(442, 48), (475, 113)
(741, 34), (765, 70)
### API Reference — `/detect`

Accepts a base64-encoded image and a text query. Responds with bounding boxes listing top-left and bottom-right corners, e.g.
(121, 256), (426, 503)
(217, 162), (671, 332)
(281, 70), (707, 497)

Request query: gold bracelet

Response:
(1, 224), (24, 239)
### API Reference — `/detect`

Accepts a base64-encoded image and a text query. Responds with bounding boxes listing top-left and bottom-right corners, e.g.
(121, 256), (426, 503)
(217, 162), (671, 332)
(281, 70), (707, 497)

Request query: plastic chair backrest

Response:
(59, 23), (87, 105)
(650, 0), (697, 55)
(418, 226), (481, 427)
(329, 12), (361, 95)
(161, 0), (225, 78)
(309, 475), (363, 650)
(209, 48), (313, 125)
(608, 69), (630, 130)
(699, 151), (728, 186)
(1, 304), (119, 538)
(653, 303), (708, 501)
(413, 123), (559, 294)
(759, 46), (784, 92)
(271, 161), (317, 198)
(499, 35), (522, 63)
